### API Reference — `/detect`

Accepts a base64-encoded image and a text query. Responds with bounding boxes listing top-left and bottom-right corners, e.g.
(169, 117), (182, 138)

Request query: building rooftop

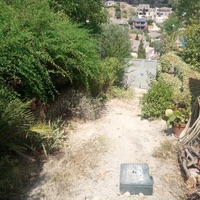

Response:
(148, 32), (162, 39)
(133, 18), (148, 23)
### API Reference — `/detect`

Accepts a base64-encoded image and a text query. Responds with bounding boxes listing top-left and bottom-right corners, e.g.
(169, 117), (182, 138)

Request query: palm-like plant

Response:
(0, 99), (34, 195)
(0, 99), (34, 155)
(0, 98), (65, 195)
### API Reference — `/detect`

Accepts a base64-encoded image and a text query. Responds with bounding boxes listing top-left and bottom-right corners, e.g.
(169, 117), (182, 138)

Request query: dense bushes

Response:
(141, 52), (200, 121)
(141, 80), (173, 120)
(0, 0), (102, 101)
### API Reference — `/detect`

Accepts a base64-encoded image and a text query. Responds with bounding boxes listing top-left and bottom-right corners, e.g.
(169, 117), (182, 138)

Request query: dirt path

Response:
(27, 88), (186, 200)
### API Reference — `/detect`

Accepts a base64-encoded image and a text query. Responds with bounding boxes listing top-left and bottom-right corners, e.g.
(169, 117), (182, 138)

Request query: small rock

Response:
(139, 192), (144, 197)
(124, 191), (131, 197)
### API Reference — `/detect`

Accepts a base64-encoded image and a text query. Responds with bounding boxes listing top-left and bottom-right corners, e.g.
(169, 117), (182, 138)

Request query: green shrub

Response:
(140, 80), (173, 120)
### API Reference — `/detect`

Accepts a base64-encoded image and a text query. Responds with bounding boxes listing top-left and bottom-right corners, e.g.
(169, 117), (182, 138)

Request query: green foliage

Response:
(99, 23), (131, 62)
(148, 19), (154, 25)
(0, 156), (31, 195)
(27, 122), (64, 156)
(152, 41), (164, 55)
(122, 10), (128, 18)
(137, 40), (146, 59)
(162, 13), (181, 34)
(0, 1), (55, 101)
(158, 52), (192, 108)
(163, 108), (189, 127)
(140, 80), (173, 120)
(0, 97), (65, 194)
(162, 32), (180, 53)
(0, 99), (33, 194)
(94, 57), (124, 94)
(115, 11), (121, 19)
(175, 0), (200, 25)
(182, 24), (200, 69)
(0, 0), (103, 101)
(50, 0), (108, 33)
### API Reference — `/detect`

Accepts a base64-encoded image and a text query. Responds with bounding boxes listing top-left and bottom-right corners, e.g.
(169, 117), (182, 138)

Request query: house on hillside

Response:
(136, 4), (172, 23)
(156, 7), (172, 24)
(136, 4), (150, 18)
(137, 4), (157, 20)
(133, 18), (148, 30)
(105, 1), (115, 7)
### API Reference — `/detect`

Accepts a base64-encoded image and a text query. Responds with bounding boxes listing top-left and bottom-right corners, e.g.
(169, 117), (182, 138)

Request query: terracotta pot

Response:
(31, 102), (37, 111)
(35, 98), (42, 106)
(173, 123), (186, 138)
(43, 104), (48, 113)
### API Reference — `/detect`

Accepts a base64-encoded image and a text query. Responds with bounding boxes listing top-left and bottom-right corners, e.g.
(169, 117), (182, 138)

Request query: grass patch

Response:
(153, 139), (178, 159)
(106, 86), (134, 100)
(51, 135), (108, 193)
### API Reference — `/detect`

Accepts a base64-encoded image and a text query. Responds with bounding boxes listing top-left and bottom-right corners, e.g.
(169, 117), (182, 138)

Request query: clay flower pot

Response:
(31, 101), (37, 111)
(172, 123), (186, 138)
(43, 104), (49, 113)
(35, 98), (42, 106)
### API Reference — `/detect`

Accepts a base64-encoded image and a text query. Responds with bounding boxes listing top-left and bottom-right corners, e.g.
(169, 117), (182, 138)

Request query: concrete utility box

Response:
(120, 163), (153, 195)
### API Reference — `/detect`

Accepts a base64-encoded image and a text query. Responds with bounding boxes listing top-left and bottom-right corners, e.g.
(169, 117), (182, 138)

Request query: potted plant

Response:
(164, 108), (190, 138)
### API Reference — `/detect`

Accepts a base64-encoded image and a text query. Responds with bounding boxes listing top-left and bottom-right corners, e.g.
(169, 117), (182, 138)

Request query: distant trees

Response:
(182, 24), (200, 69)
(50, 0), (108, 33)
(114, 0), (172, 7)
(137, 40), (146, 59)
(171, 0), (200, 69)
(162, 13), (181, 34)
(115, 2), (121, 19)
(99, 23), (132, 62)
(175, 0), (200, 25)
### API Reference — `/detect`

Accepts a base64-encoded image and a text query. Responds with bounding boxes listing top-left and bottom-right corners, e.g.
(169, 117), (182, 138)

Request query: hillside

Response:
(113, 0), (172, 8)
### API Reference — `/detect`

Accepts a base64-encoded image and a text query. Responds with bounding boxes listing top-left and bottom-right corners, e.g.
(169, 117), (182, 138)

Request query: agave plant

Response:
(0, 98), (65, 195)
(0, 99), (34, 156)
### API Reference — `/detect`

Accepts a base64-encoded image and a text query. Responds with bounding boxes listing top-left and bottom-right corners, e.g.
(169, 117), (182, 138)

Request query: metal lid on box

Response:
(120, 163), (153, 195)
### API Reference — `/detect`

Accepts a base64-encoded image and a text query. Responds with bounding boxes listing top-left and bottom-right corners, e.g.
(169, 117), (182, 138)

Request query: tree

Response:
(0, 0), (103, 101)
(115, 3), (121, 19)
(136, 34), (139, 40)
(50, 0), (108, 33)
(162, 13), (181, 34)
(175, 0), (200, 25)
(98, 23), (132, 62)
(182, 24), (200, 69)
(137, 40), (146, 59)
(153, 41), (164, 55)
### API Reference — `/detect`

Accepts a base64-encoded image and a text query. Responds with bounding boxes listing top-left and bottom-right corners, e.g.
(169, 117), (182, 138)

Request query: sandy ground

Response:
(26, 88), (187, 200)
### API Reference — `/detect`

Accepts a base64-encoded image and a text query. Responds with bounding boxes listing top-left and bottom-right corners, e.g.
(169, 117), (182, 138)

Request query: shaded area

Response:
(189, 78), (200, 107)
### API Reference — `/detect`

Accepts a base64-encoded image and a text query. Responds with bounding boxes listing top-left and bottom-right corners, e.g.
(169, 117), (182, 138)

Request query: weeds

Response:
(46, 89), (106, 121)
(106, 86), (134, 100)
(153, 139), (178, 159)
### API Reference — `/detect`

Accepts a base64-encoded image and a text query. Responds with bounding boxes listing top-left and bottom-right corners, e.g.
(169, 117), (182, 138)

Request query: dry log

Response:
(185, 168), (199, 188)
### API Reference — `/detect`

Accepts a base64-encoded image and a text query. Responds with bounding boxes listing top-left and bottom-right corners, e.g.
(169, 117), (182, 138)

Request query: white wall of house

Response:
(105, 1), (115, 7)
